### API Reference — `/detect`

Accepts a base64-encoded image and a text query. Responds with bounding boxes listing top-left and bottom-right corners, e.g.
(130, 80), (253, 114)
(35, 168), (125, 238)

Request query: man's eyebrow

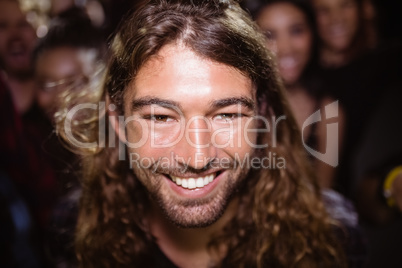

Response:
(131, 97), (183, 111)
(210, 97), (256, 111)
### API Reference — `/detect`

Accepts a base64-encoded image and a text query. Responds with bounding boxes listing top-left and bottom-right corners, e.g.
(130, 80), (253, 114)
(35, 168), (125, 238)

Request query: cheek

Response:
(0, 34), (6, 47)
(127, 121), (184, 147)
(211, 123), (240, 148)
(152, 124), (184, 147)
(317, 14), (330, 28)
(37, 91), (54, 110)
(24, 29), (35, 40)
(21, 30), (36, 48)
(295, 35), (312, 61)
(125, 120), (150, 148)
(220, 119), (257, 158)
(345, 8), (359, 30)
(125, 120), (184, 160)
(125, 130), (158, 171)
(266, 41), (278, 55)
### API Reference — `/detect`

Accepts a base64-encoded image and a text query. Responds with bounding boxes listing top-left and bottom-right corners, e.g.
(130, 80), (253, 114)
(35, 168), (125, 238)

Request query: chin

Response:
(151, 171), (242, 228)
(328, 39), (353, 53)
(154, 184), (232, 228)
(282, 76), (299, 88)
(162, 202), (227, 228)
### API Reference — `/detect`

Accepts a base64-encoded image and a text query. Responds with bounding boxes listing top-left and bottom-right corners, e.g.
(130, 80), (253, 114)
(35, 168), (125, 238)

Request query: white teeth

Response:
(188, 178), (196, 189)
(279, 57), (297, 69)
(196, 178), (204, 188)
(171, 174), (217, 189)
(329, 25), (346, 37)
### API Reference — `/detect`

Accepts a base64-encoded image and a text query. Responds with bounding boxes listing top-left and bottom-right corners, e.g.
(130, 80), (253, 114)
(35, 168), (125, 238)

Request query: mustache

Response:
(149, 157), (236, 175)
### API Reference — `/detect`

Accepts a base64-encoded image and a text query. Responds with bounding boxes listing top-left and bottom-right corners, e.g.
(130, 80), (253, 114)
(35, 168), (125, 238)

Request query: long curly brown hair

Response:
(57, 0), (345, 267)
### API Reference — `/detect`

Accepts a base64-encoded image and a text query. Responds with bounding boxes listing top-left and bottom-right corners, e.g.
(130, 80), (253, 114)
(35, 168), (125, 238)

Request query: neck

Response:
(319, 46), (349, 68)
(149, 198), (238, 268)
(285, 82), (304, 93)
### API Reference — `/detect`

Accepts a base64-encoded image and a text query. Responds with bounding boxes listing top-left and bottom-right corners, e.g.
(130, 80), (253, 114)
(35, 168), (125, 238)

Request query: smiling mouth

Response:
(328, 25), (348, 38)
(279, 57), (298, 70)
(169, 172), (219, 189)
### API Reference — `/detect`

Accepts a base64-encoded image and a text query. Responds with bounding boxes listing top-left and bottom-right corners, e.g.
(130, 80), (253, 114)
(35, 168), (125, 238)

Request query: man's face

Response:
(122, 44), (257, 228)
(0, 0), (36, 76)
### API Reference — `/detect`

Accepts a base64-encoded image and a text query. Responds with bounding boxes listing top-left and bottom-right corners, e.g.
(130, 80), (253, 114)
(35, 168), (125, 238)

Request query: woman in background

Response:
(310, 0), (375, 68)
(254, 4), (367, 266)
(255, 0), (344, 189)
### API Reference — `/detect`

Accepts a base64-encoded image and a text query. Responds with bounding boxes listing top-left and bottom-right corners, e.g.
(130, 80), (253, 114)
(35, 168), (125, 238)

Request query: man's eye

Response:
(214, 113), (241, 122)
(146, 114), (173, 122)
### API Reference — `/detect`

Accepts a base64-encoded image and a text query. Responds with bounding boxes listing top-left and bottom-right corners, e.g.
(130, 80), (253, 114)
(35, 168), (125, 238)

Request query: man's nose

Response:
(175, 117), (217, 169)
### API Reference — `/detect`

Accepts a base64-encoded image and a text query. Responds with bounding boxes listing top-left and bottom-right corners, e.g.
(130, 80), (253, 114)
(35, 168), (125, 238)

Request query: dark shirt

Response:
(316, 43), (402, 198)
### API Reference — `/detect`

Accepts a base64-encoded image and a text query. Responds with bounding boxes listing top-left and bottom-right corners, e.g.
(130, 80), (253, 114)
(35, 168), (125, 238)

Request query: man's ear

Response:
(107, 96), (126, 143)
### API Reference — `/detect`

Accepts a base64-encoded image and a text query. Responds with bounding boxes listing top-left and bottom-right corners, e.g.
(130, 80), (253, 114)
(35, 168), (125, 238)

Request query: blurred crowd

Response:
(0, 0), (401, 267)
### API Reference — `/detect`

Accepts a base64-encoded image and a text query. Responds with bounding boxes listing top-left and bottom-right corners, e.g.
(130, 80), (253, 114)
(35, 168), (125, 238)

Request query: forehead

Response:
(126, 43), (254, 106)
(258, 3), (306, 27)
(312, 0), (356, 7)
(36, 47), (85, 78)
(0, 1), (25, 21)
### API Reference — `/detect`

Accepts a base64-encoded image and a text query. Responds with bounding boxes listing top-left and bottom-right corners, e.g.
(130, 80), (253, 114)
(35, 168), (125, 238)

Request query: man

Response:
(0, 0), (59, 246)
(33, 8), (106, 267)
(58, 0), (344, 267)
(0, 0), (37, 114)
(34, 7), (105, 120)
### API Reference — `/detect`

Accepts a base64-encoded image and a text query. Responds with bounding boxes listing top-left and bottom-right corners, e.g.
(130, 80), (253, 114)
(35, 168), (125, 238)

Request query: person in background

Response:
(303, 0), (402, 199)
(50, 0), (106, 28)
(0, 2), (51, 264)
(0, 74), (43, 268)
(310, 0), (373, 68)
(33, 7), (106, 267)
(305, 0), (402, 265)
(254, 2), (366, 266)
(35, 7), (105, 121)
(254, 0), (343, 189)
(0, 0), (59, 246)
(353, 85), (402, 267)
(0, 0), (37, 114)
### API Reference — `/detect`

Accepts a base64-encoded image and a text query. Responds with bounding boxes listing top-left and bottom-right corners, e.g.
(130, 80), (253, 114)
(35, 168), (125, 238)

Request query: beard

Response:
(0, 54), (34, 81)
(131, 156), (250, 228)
